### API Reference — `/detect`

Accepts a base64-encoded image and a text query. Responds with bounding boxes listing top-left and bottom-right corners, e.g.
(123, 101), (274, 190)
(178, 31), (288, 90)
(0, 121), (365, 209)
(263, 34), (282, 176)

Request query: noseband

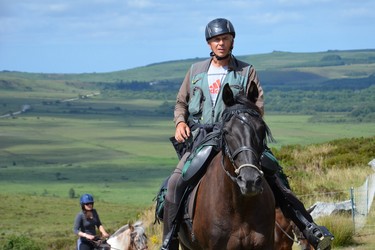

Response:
(221, 107), (266, 182)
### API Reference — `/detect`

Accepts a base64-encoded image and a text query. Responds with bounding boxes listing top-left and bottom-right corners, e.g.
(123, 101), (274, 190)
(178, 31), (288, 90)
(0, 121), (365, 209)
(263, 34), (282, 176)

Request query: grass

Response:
(264, 115), (375, 147)
(0, 194), (144, 250)
(1, 97), (374, 249)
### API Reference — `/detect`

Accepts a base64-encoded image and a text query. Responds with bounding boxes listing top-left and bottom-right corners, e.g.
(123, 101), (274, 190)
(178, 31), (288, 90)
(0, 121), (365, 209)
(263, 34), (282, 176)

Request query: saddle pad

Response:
(184, 180), (202, 220)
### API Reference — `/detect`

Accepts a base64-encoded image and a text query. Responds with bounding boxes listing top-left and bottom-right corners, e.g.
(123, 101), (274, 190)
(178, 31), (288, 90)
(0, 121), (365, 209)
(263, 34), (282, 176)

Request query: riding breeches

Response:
(162, 152), (191, 247)
(165, 152), (191, 204)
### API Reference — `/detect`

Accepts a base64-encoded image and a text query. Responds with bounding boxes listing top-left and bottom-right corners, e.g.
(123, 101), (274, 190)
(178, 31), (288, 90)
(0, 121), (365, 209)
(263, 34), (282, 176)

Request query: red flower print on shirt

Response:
(209, 79), (221, 94)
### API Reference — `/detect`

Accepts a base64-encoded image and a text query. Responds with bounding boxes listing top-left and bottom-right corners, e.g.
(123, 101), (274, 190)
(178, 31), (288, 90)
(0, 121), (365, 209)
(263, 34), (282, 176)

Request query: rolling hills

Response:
(1, 49), (374, 122)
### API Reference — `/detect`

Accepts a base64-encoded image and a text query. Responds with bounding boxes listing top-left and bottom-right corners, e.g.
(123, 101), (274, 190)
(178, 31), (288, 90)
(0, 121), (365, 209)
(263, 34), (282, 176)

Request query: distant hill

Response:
(1, 49), (375, 82)
(1, 49), (374, 121)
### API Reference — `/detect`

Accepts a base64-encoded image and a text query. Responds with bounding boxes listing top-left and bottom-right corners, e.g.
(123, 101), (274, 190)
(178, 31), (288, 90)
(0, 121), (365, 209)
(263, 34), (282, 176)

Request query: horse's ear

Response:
(247, 81), (259, 104)
(222, 83), (235, 106)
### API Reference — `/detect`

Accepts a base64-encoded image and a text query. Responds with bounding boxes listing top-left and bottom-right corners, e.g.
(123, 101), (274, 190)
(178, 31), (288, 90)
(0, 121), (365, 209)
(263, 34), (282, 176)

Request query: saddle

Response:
(154, 146), (217, 224)
(154, 128), (221, 224)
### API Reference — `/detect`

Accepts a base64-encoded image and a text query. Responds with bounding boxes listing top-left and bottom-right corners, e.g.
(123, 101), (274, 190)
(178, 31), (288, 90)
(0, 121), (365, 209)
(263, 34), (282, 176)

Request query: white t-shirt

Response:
(207, 65), (228, 106)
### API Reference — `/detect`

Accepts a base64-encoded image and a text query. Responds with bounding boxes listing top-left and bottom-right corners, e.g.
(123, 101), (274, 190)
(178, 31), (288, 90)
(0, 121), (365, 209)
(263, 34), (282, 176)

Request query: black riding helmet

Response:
(205, 18), (236, 41)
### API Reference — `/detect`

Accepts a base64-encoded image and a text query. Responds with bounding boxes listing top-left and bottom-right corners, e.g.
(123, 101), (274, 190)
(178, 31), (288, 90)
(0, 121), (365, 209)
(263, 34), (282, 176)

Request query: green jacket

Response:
(174, 55), (264, 126)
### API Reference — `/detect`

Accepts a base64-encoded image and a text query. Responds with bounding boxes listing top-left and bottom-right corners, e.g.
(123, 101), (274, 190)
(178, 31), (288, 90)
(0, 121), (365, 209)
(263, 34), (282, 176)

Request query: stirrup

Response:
(160, 235), (178, 250)
(161, 223), (179, 250)
(304, 224), (334, 250)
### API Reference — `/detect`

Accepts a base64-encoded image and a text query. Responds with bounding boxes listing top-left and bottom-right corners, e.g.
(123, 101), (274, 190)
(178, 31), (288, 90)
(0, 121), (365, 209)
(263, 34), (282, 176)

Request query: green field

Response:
(1, 110), (373, 205)
(0, 111), (374, 249)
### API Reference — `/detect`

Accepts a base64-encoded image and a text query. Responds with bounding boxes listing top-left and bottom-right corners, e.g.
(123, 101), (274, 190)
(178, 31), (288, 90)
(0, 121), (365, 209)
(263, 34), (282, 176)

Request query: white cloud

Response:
(1, 0), (374, 73)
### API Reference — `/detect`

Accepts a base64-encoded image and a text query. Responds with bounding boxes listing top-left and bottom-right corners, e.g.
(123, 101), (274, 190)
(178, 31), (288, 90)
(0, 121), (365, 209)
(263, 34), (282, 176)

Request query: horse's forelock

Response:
(133, 224), (146, 236)
(222, 92), (274, 146)
(133, 221), (143, 228)
(130, 222), (148, 249)
(234, 93), (275, 143)
(223, 93), (261, 118)
(234, 93), (261, 113)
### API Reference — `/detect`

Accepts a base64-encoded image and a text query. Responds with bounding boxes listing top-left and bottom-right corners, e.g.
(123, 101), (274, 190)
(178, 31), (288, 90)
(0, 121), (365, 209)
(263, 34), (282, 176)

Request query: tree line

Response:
(97, 74), (374, 123)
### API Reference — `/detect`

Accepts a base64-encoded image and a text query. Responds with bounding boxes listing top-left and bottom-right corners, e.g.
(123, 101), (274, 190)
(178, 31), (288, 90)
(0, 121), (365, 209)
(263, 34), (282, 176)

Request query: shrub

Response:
(317, 215), (355, 247)
(69, 188), (76, 198)
(1, 235), (42, 250)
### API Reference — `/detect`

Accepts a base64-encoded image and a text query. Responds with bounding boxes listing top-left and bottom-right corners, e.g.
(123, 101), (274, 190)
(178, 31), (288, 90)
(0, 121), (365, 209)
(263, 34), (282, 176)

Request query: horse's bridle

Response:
(221, 108), (265, 182)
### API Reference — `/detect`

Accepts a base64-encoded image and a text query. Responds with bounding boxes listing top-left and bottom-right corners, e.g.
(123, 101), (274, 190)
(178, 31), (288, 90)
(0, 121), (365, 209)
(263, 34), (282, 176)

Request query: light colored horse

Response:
(107, 221), (148, 250)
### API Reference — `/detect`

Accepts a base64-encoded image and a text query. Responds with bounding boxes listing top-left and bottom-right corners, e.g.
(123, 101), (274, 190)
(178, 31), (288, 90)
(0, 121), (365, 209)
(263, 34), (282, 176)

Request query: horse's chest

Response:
(227, 229), (268, 249)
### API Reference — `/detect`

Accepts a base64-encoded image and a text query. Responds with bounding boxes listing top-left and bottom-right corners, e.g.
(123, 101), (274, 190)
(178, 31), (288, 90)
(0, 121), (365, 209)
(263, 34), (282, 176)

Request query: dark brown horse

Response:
(178, 83), (275, 249)
(274, 208), (295, 250)
(274, 208), (313, 250)
(292, 223), (312, 250)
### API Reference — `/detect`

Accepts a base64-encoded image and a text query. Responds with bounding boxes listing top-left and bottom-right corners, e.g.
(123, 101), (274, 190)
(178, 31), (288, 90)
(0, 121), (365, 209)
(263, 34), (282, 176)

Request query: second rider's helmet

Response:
(80, 193), (94, 205)
(205, 18), (236, 41)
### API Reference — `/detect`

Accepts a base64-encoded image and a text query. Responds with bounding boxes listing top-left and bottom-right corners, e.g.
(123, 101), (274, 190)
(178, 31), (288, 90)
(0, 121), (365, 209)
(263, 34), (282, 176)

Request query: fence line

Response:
(297, 190), (348, 199)
(294, 160), (375, 234)
(351, 171), (375, 233)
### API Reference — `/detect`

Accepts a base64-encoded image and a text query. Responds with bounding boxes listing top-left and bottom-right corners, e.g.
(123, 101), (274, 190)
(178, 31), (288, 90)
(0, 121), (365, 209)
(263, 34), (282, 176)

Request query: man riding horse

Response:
(160, 18), (334, 250)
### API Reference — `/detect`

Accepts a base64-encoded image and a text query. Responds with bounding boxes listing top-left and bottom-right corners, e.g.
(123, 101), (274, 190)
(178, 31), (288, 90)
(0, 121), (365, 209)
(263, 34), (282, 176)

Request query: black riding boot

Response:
(161, 200), (179, 250)
(267, 174), (334, 250)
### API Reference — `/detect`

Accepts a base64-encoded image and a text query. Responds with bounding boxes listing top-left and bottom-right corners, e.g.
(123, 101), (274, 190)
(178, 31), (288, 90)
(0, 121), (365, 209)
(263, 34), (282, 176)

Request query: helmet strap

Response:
(210, 51), (231, 61)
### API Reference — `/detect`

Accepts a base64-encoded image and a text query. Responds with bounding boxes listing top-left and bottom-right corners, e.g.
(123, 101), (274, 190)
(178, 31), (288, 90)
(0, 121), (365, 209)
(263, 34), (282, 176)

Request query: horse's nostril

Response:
(255, 176), (262, 187)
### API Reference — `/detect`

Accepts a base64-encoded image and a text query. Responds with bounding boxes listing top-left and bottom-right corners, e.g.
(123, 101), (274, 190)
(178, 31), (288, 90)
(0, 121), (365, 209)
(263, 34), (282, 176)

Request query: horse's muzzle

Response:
(236, 167), (264, 196)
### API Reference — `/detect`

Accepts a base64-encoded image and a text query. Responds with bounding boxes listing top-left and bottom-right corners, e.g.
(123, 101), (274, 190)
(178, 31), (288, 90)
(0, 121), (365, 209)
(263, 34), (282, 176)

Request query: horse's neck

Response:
(108, 229), (132, 250)
(206, 155), (240, 199)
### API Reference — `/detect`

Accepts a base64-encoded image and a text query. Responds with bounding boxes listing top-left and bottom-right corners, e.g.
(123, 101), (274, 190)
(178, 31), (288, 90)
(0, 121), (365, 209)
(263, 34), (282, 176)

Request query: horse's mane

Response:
(109, 220), (144, 238)
(110, 224), (130, 238)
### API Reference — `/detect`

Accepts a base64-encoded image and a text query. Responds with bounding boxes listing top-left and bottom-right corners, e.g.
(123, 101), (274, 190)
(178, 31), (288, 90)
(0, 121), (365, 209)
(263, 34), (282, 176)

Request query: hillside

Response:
(2, 49), (375, 83)
(0, 49), (374, 122)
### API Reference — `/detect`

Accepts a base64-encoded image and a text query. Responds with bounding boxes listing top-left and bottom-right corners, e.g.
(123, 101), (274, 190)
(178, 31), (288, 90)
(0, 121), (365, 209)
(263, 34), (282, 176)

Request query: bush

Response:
(1, 235), (42, 250)
(69, 188), (76, 198)
(317, 215), (355, 247)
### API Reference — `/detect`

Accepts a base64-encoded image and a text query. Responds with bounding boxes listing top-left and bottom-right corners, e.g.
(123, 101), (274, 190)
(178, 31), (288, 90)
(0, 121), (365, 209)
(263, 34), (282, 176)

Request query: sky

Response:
(0, 0), (374, 74)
